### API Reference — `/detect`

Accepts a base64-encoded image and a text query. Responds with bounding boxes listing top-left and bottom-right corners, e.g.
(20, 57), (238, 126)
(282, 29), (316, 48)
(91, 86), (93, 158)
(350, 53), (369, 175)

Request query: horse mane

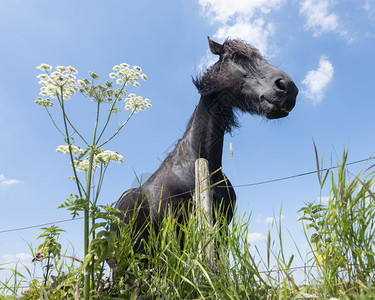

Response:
(192, 39), (264, 134)
(193, 39), (263, 96)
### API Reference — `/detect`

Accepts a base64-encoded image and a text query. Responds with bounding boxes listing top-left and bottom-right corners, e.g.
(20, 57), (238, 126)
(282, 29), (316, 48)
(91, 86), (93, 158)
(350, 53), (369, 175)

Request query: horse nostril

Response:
(275, 78), (287, 92)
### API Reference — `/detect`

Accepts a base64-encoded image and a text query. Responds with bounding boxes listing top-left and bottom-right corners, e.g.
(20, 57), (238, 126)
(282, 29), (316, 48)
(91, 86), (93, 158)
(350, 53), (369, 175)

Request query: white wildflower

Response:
(43, 85), (59, 98)
(112, 63), (148, 87)
(75, 159), (91, 172)
(36, 66), (80, 100)
(36, 63), (52, 71)
(63, 85), (78, 99)
(65, 73), (76, 80)
(67, 66), (78, 74)
(51, 71), (63, 78)
(36, 63), (149, 111)
(90, 72), (99, 79)
(77, 79), (86, 87)
(95, 150), (124, 165)
(35, 98), (54, 107)
(37, 74), (48, 80)
(74, 157), (100, 172)
(144, 98), (151, 107)
(56, 66), (67, 72)
(39, 90), (49, 97)
(56, 144), (84, 155)
(125, 95), (151, 113)
(110, 106), (121, 113)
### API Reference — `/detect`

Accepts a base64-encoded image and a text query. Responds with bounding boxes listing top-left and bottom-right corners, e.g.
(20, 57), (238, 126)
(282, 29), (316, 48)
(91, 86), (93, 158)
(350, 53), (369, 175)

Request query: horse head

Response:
(194, 37), (298, 120)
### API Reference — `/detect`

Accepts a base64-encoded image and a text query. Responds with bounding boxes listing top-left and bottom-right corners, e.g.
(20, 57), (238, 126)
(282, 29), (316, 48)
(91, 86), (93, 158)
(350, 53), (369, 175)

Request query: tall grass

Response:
(0, 246), (81, 299)
(2, 150), (375, 299)
(96, 203), (306, 299)
(299, 149), (375, 298)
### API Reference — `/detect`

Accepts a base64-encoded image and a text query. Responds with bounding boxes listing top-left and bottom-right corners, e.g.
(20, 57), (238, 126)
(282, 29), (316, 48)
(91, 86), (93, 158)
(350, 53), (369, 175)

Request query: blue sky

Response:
(1, 0), (375, 283)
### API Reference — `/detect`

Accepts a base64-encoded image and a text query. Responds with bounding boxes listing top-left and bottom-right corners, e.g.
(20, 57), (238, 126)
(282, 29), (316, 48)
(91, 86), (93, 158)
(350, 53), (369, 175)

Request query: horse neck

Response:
(179, 94), (229, 169)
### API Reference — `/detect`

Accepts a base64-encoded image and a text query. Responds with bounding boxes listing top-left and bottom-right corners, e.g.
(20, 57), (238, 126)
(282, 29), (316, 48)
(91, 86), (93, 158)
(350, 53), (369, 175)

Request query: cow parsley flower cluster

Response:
(56, 145), (84, 155)
(125, 93), (151, 113)
(85, 82), (123, 103)
(36, 64), (79, 102)
(75, 159), (96, 173)
(75, 150), (124, 172)
(110, 63), (148, 88)
(56, 145), (124, 173)
(35, 63), (151, 113)
(35, 97), (54, 107)
(95, 150), (124, 165)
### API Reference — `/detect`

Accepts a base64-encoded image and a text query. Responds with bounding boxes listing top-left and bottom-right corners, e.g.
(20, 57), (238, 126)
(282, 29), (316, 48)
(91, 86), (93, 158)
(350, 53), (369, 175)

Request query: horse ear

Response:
(208, 36), (224, 55)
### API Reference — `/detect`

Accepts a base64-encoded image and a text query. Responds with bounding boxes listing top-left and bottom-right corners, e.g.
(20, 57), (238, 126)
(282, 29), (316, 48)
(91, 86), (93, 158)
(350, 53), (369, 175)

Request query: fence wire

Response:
(1, 156), (374, 234)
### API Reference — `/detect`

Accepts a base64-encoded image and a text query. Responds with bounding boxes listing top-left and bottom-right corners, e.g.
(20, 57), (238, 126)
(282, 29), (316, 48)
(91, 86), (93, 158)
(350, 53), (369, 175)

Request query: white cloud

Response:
(213, 18), (274, 56)
(247, 232), (266, 242)
(265, 217), (276, 224)
(300, 0), (339, 37)
(317, 195), (330, 204)
(363, 0), (375, 20)
(2, 253), (33, 269)
(364, 0), (373, 11)
(0, 174), (24, 188)
(256, 213), (285, 224)
(199, 0), (282, 23)
(299, 0), (354, 42)
(302, 55), (334, 105)
(198, 0), (283, 57)
(265, 214), (285, 224)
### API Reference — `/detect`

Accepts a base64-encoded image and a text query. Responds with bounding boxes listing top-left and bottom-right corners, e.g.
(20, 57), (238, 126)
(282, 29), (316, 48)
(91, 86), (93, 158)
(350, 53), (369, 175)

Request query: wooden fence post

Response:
(195, 158), (216, 273)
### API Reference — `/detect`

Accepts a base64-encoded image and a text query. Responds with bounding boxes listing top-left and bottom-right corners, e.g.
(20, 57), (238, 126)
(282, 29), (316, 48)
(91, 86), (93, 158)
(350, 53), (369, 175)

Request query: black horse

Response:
(113, 37), (298, 253)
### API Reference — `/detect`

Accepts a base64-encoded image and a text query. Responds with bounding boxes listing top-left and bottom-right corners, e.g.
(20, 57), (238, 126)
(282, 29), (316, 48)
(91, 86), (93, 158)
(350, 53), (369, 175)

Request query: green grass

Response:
(1, 150), (375, 299)
(298, 149), (375, 299)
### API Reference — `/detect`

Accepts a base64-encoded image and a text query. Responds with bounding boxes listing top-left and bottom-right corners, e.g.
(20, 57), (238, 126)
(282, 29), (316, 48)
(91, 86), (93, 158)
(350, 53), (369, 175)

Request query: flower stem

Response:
(98, 110), (134, 148)
(59, 95), (84, 200)
(83, 99), (101, 300)
(58, 91), (90, 298)
(45, 107), (64, 137)
(95, 84), (126, 144)
(63, 113), (90, 147)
